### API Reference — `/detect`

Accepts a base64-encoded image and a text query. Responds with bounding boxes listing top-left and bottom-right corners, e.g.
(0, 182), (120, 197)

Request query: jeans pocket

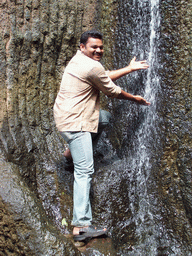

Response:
(60, 131), (73, 143)
(60, 131), (82, 143)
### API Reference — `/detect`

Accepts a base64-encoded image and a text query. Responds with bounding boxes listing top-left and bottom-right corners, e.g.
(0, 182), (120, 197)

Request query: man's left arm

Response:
(117, 89), (150, 106)
(107, 57), (149, 81)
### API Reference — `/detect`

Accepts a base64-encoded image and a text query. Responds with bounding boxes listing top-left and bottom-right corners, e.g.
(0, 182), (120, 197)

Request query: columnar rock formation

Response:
(0, 0), (191, 255)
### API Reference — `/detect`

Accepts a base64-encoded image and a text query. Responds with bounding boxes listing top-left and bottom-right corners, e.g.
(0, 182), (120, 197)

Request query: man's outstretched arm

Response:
(108, 57), (149, 81)
(117, 89), (150, 106)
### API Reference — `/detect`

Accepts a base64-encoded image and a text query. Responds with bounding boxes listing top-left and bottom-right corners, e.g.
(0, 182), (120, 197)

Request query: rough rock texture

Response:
(0, 0), (192, 255)
(159, 0), (192, 247)
(0, 157), (79, 255)
(92, 0), (192, 255)
(0, 0), (96, 254)
(0, 196), (33, 256)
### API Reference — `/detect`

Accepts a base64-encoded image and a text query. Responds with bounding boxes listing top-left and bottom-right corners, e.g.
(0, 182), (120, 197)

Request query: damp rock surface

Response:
(0, 156), (80, 255)
(0, 0), (192, 255)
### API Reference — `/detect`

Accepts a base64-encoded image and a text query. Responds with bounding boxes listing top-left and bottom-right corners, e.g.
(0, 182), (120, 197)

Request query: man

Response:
(54, 30), (150, 241)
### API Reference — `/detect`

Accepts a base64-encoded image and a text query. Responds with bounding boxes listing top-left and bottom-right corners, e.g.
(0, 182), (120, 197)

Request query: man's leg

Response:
(60, 131), (94, 227)
(60, 130), (108, 240)
(63, 110), (111, 159)
(92, 109), (112, 149)
(63, 148), (72, 159)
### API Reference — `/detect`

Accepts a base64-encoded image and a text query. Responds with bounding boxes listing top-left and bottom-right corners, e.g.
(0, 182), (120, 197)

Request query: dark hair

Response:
(80, 29), (103, 45)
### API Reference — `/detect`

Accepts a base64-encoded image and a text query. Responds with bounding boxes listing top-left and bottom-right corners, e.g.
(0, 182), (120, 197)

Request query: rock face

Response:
(0, 0), (96, 254)
(0, 158), (79, 255)
(0, 0), (192, 255)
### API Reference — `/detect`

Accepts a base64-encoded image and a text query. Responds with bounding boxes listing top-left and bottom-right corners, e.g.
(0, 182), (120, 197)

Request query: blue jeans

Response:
(60, 110), (111, 227)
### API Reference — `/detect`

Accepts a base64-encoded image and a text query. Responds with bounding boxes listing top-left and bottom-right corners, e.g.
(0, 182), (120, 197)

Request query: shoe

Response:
(73, 225), (107, 241)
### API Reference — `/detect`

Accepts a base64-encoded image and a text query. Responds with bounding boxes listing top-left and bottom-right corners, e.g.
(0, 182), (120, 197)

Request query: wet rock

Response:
(0, 0), (97, 254)
(0, 156), (80, 255)
(0, 0), (192, 255)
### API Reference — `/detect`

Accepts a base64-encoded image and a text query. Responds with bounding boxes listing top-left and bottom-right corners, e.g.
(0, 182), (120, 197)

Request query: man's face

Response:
(80, 37), (104, 61)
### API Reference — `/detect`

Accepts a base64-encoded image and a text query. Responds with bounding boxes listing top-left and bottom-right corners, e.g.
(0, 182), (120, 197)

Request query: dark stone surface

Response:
(0, 0), (191, 255)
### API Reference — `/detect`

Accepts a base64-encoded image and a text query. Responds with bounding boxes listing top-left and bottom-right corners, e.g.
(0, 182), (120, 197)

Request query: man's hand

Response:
(134, 95), (151, 106)
(129, 56), (149, 72)
(108, 56), (149, 81)
(117, 90), (150, 106)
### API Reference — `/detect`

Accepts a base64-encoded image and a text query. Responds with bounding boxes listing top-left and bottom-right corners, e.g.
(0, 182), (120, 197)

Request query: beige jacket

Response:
(53, 50), (121, 133)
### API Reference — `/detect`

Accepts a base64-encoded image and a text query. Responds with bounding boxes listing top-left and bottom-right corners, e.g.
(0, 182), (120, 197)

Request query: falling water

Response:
(124, 0), (162, 254)
(129, 0), (162, 253)
(111, 0), (184, 254)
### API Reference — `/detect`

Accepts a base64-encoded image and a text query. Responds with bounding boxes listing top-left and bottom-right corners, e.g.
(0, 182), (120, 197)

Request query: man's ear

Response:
(80, 43), (85, 52)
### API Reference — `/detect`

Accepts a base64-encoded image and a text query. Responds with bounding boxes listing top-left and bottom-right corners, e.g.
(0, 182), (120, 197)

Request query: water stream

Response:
(111, 0), (183, 254)
(127, 0), (163, 253)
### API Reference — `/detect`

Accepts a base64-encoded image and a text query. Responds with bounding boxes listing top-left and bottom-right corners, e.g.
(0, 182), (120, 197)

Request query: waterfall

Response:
(111, 0), (184, 254)
(129, 0), (162, 253)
